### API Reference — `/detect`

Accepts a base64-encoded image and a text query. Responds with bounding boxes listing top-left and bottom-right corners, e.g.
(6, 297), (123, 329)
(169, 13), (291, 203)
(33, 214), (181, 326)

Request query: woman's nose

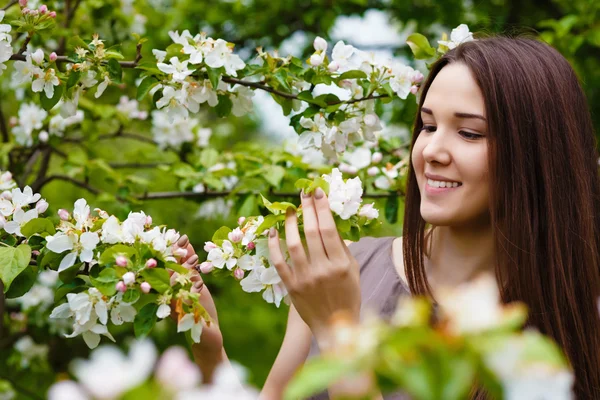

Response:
(422, 130), (451, 165)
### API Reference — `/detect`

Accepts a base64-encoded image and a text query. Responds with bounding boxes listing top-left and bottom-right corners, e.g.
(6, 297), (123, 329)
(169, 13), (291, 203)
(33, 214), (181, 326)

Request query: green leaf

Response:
(0, 244), (32, 292)
(5, 265), (37, 299)
(294, 178), (313, 191)
(20, 218), (56, 238)
(105, 51), (124, 60)
(256, 214), (285, 234)
(273, 69), (291, 91)
(123, 288), (141, 303)
(215, 94), (232, 117)
(40, 84), (64, 111)
(136, 76), (159, 101)
(262, 165), (286, 188)
(285, 358), (358, 400)
(134, 303), (159, 338)
(59, 261), (83, 284)
(337, 70), (368, 81)
(139, 268), (171, 293)
(406, 33), (436, 59)
(66, 71), (81, 90)
(108, 58), (123, 84)
(54, 278), (86, 302)
(207, 67), (222, 90)
(212, 226), (232, 244)
(165, 261), (188, 275)
(69, 35), (89, 50)
(385, 192), (400, 224)
(165, 43), (184, 59)
(237, 194), (257, 217)
(89, 267), (119, 296)
(200, 148), (220, 169)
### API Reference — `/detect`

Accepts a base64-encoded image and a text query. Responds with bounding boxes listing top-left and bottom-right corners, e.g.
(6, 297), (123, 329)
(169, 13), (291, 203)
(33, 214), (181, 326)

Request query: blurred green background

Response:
(5, 0), (599, 389)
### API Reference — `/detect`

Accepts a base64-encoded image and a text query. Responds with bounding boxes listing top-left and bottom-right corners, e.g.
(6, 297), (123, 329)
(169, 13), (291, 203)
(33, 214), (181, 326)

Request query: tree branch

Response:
(18, 32), (32, 55)
(109, 161), (172, 168)
(30, 148), (52, 192)
(2, 0), (18, 11)
(33, 174), (100, 194)
(17, 147), (41, 186)
(0, 96), (9, 143)
(0, 280), (4, 342)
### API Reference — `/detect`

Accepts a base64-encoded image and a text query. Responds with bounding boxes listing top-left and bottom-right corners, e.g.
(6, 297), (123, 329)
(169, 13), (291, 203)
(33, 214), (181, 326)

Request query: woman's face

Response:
(411, 62), (490, 227)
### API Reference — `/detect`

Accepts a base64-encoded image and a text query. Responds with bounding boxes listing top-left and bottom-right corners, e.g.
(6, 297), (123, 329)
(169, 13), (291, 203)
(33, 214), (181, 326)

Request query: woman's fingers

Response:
(313, 188), (347, 261)
(284, 207), (310, 274)
(183, 254), (199, 270)
(300, 191), (328, 263)
(268, 227), (294, 287)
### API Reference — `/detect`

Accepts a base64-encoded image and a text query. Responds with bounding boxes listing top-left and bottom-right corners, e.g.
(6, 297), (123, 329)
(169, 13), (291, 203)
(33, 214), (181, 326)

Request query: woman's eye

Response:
(421, 125), (436, 133)
(459, 131), (484, 140)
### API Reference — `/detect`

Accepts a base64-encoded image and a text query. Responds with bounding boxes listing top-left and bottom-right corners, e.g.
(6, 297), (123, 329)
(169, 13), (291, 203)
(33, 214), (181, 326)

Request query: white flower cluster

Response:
(151, 30), (253, 121)
(0, 11), (12, 75)
(324, 168), (378, 220)
(151, 109), (212, 149)
(116, 95), (148, 120)
(437, 24), (474, 50)
(47, 340), (258, 400)
(0, 185), (48, 236)
(13, 48), (60, 98)
(14, 336), (49, 369)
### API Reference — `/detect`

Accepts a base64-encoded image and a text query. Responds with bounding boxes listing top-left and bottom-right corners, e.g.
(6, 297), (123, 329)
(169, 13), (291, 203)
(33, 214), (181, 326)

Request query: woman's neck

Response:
(426, 222), (495, 289)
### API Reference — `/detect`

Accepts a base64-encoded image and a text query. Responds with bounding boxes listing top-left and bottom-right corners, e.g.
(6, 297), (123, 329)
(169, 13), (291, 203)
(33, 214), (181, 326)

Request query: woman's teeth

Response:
(427, 179), (461, 188)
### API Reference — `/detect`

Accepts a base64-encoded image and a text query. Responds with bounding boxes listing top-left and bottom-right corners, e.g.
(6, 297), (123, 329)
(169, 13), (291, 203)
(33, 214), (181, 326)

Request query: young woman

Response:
(176, 35), (600, 399)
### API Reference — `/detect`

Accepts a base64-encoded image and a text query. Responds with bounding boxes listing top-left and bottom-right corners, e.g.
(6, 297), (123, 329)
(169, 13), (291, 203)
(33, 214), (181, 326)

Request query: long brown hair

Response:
(403, 36), (600, 398)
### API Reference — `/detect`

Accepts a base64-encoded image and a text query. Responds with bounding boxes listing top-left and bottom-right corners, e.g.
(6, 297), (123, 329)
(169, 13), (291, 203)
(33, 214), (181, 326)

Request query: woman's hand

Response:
(171, 235), (226, 381)
(268, 188), (361, 348)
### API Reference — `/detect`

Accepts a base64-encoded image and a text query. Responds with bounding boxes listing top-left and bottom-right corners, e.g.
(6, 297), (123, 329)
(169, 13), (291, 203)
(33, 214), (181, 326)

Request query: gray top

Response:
(306, 236), (411, 400)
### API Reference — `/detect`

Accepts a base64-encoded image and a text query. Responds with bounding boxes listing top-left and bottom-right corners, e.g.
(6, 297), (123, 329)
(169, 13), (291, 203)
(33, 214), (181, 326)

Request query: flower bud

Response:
(371, 152), (383, 164)
(327, 61), (339, 73)
(203, 241), (217, 252)
(338, 79), (352, 89)
(1, 171), (12, 182)
(413, 71), (424, 83)
(145, 215), (152, 226)
(1, 191), (11, 200)
(228, 227), (244, 243)
(363, 113), (379, 127)
(246, 241), (255, 250)
(38, 130), (49, 143)
(339, 163), (357, 175)
(9, 116), (17, 126)
(32, 250), (40, 256)
(140, 282), (151, 294)
(199, 261), (214, 274)
(313, 36), (327, 52)
(122, 271), (135, 285)
(49, 52), (57, 62)
(58, 208), (70, 220)
(116, 281), (127, 293)
(21, 7), (29, 15)
(18, 0), (27, 7)
(35, 198), (49, 213)
(30, 9), (38, 16)
(94, 208), (109, 218)
(145, 258), (157, 268)
(115, 255), (128, 267)
(410, 85), (419, 95)
(233, 268), (244, 280)
(39, 4), (47, 13)
(367, 166), (379, 177)
(309, 53), (324, 67)
(237, 216), (246, 226)
(174, 247), (187, 258)
(48, 11), (56, 18)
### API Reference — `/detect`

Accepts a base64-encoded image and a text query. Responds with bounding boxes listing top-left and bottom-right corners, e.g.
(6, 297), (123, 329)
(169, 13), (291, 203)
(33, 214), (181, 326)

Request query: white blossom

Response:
(207, 240), (237, 270)
(231, 86), (254, 117)
(31, 68), (60, 98)
(116, 96), (148, 120)
(3, 208), (38, 236)
(240, 265), (287, 307)
(204, 39), (245, 77)
(177, 313), (203, 343)
(328, 41), (355, 72)
(389, 63), (418, 100)
(323, 168), (363, 220)
(158, 56), (194, 82)
(438, 24), (474, 50)
(94, 75), (110, 98)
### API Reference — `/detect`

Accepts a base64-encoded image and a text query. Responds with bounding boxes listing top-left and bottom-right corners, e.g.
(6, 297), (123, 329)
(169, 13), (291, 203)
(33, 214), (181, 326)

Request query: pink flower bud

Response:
(116, 281), (127, 293)
(203, 241), (217, 252)
(146, 258), (157, 268)
(58, 208), (70, 220)
(32, 250), (40, 256)
(145, 215), (152, 226)
(237, 216), (246, 226)
(140, 282), (151, 293)
(327, 61), (339, 73)
(413, 71), (424, 83)
(410, 85), (419, 95)
(35, 198), (48, 213)
(8, 116), (17, 126)
(228, 227), (244, 243)
(246, 242), (255, 250)
(199, 261), (214, 274)
(367, 166), (379, 177)
(233, 268), (244, 280)
(371, 152), (383, 164)
(21, 7), (29, 15)
(38, 5), (47, 13)
(49, 52), (57, 62)
(48, 11), (56, 18)
(18, 0), (27, 7)
(38, 130), (49, 143)
(115, 255), (128, 267)
(122, 271), (135, 285)
(174, 248), (188, 258)
(30, 9), (38, 16)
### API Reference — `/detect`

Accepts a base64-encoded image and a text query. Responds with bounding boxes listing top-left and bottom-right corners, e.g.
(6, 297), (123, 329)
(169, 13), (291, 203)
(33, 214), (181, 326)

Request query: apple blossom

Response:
(438, 24), (474, 50)
(199, 261), (214, 274)
(358, 203), (379, 220)
(371, 151), (383, 164)
(49, 51), (57, 61)
(228, 227), (244, 243)
(18, 0), (27, 6)
(58, 208), (70, 220)
(174, 247), (188, 258)
(208, 240), (237, 270)
(155, 347), (202, 392)
(122, 272), (135, 285)
(116, 281), (127, 293)
(246, 241), (255, 250)
(234, 268), (245, 280)
(48, 10), (56, 17)
(31, 68), (60, 98)
(367, 166), (379, 176)
(39, 4), (47, 13)
(313, 36), (327, 52)
(177, 313), (203, 343)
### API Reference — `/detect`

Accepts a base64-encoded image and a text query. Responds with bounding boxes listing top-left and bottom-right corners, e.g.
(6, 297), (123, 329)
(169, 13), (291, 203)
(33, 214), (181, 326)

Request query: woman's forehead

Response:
(422, 63), (486, 118)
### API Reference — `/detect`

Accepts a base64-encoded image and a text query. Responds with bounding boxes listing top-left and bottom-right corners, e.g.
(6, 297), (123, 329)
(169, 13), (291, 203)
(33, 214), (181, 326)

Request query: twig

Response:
(30, 148), (52, 192)
(1, 0), (18, 11)
(0, 97), (8, 143)
(98, 131), (156, 144)
(18, 147), (41, 186)
(18, 32), (32, 55)
(136, 190), (399, 200)
(33, 174), (100, 194)
(109, 162), (172, 168)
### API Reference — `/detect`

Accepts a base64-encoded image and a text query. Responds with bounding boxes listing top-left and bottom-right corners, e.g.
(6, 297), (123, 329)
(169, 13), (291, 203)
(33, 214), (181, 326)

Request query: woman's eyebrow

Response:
(421, 107), (486, 121)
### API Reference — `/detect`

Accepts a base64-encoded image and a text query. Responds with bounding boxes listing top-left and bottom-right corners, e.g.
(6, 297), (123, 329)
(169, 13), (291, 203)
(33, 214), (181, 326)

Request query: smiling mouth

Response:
(426, 178), (462, 188)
